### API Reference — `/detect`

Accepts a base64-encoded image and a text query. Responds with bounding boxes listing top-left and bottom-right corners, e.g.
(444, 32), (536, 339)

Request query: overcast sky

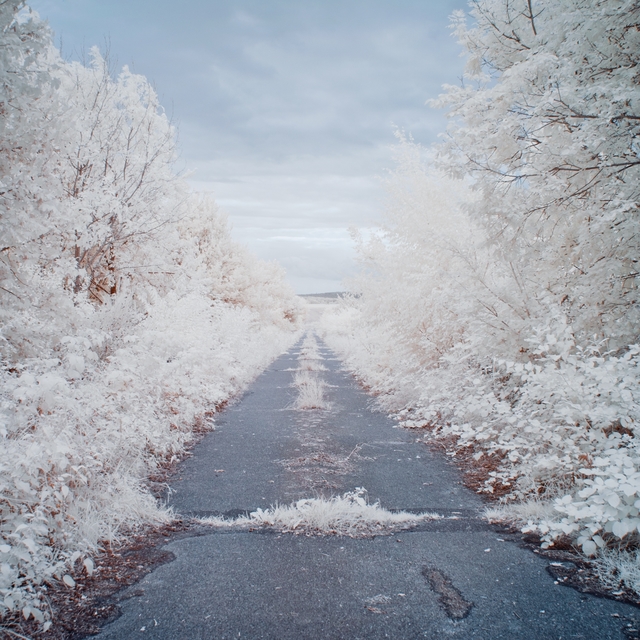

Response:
(29, 0), (468, 293)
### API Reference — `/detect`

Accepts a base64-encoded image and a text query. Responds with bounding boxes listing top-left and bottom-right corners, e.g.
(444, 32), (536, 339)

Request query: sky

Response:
(28, 0), (468, 293)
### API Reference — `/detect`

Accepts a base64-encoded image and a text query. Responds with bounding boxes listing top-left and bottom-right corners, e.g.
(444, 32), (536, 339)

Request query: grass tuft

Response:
(594, 549), (640, 595)
(200, 489), (441, 537)
(292, 370), (328, 409)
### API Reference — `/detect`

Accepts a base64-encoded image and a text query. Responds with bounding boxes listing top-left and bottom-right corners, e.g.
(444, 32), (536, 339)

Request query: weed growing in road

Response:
(299, 359), (328, 372)
(200, 489), (441, 536)
(292, 370), (329, 410)
(292, 333), (330, 409)
(297, 332), (327, 372)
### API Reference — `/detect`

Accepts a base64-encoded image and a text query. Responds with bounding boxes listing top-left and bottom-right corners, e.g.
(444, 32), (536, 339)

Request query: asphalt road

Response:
(96, 336), (640, 639)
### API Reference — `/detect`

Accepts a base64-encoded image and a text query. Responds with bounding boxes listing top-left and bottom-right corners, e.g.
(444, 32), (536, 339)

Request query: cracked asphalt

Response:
(95, 337), (640, 639)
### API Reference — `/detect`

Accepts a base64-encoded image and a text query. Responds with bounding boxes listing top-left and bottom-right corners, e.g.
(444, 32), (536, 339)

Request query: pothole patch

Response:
(422, 566), (473, 620)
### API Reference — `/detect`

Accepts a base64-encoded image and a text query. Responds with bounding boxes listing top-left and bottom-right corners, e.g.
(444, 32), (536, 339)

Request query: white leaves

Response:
(66, 355), (85, 378)
(464, 55), (483, 79)
(22, 604), (44, 623)
(607, 493), (621, 509)
(83, 558), (94, 576)
(62, 575), (75, 588)
(611, 519), (640, 539)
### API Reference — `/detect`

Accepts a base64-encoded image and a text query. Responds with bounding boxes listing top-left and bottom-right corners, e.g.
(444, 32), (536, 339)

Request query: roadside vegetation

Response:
(320, 0), (640, 594)
(0, 1), (302, 627)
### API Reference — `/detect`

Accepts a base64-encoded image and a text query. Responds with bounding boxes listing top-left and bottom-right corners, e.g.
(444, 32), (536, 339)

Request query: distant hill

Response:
(298, 292), (346, 299)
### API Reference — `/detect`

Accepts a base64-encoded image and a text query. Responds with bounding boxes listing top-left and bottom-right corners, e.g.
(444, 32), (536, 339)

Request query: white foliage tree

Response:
(322, 0), (640, 578)
(436, 0), (640, 352)
(0, 1), (302, 627)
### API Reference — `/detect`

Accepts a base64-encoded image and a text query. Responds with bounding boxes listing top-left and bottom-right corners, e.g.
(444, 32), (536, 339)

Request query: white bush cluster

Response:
(320, 0), (640, 590)
(0, 2), (302, 624)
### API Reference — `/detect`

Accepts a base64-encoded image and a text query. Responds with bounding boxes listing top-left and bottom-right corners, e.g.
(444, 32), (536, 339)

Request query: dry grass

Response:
(594, 549), (640, 595)
(199, 489), (441, 537)
(298, 357), (327, 372)
(292, 370), (329, 410)
(483, 499), (557, 527)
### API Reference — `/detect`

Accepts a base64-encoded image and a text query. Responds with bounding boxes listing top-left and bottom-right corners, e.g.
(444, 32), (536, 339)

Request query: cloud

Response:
(30, 0), (468, 292)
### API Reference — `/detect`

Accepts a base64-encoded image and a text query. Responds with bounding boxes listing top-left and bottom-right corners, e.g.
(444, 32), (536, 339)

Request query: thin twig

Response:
(344, 444), (364, 462)
(526, 0), (537, 35)
(0, 628), (35, 640)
